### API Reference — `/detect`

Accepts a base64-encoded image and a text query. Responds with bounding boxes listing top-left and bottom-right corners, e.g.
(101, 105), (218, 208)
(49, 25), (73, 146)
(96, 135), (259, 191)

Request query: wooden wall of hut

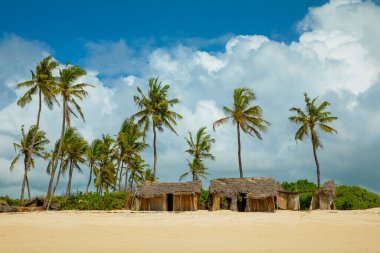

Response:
(277, 193), (288, 210)
(173, 193), (199, 211)
(245, 196), (275, 212)
(287, 195), (300, 210)
(139, 195), (167, 211)
(310, 191), (335, 210)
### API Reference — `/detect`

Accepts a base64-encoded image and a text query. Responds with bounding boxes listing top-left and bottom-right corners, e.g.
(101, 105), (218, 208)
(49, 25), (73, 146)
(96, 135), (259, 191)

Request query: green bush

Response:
(200, 189), (211, 209)
(281, 179), (317, 210)
(335, 185), (380, 210)
(0, 196), (21, 206)
(52, 192), (131, 210)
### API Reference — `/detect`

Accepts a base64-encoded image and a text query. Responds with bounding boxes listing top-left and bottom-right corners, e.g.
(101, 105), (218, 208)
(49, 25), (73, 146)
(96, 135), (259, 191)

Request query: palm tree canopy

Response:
(60, 128), (88, 174)
(132, 77), (182, 134)
(289, 93), (338, 149)
(16, 55), (59, 109)
(213, 88), (271, 139)
(55, 64), (94, 125)
(10, 125), (50, 171)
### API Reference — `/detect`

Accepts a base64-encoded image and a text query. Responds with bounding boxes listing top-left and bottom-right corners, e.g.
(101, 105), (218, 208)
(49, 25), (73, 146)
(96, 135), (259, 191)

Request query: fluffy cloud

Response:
(1, 0), (380, 197)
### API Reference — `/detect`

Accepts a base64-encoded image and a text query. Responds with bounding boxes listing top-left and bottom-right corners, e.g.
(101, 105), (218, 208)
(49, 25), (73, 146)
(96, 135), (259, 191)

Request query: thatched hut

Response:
(135, 181), (202, 211)
(209, 178), (278, 212)
(310, 180), (336, 210)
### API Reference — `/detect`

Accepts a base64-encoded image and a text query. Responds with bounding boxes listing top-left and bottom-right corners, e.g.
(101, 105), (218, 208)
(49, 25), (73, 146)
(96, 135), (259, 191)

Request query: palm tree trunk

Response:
(26, 174), (31, 200)
(52, 160), (64, 196)
(124, 166), (128, 192)
(86, 163), (93, 193)
(153, 125), (157, 181)
(114, 153), (122, 191)
(20, 157), (28, 206)
(311, 135), (321, 188)
(66, 160), (74, 197)
(237, 123), (243, 178)
(118, 161), (124, 191)
(44, 99), (66, 209)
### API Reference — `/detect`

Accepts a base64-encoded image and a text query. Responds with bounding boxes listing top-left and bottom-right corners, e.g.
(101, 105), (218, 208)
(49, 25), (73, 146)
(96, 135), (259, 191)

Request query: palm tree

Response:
(10, 125), (50, 204)
(44, 65), (94, 209)
(289, 93), (338, 188)
(95, 134), (118, 193)
(127, 156), (148, 190)
(16, 56), (58, 203)
(180, 127), (215, 181)
(85, 139), (101, 193)
(117, 118), (149, 190)
(213, 88), (271, 178)
(132, 77), (182, 181)
(142, 168), (155, 182)
(61, 128), (88, 197)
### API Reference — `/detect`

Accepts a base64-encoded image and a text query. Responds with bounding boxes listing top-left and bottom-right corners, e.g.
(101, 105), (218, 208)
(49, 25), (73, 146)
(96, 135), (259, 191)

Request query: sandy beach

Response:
(0, 208), (379, 253)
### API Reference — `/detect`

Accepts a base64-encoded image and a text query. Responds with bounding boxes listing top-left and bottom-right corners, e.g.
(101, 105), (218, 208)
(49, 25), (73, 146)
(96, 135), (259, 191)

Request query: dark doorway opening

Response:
(237, 193), (247, 212)
(167, 194), (173, 211)
(221, 197), (231, 210)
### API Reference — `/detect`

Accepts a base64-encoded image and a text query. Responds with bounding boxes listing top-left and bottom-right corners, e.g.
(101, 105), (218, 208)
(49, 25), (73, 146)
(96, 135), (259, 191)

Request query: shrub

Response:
(200, 189), (211, 209)
(281, 179), (317, 210)
(0, 196), (20, 206)
(335, 185), (380, 210)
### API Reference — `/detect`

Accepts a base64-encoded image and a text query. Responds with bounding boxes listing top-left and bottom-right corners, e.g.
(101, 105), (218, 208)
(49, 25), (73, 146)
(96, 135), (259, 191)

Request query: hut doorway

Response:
(167, 194), (173, 211)
(237, 193), (247, 212)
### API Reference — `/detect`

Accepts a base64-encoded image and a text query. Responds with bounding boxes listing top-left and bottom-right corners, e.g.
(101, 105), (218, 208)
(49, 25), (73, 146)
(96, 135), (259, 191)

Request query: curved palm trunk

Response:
(237, 123), (243, 178)
(21, 91), (42, 205)
(311, 134), (321, 188)
(118, 161), (124, 191)
(66, 160), (74, 197)
(20, 157), (28, 206)
(44, 99), (66, 210)
(124, 165), (128, 192)
(26, 174), (31, 200)
(52, 160), (64, 196)
(153, 125), (157, 181)
(86, 163), (93, 193)
(114, 153), (122, 192)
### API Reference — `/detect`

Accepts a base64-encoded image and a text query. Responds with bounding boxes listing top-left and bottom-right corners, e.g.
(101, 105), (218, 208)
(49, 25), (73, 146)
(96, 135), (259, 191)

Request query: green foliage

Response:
(335, 185), (380, 210)
(281, 179), (317, 210)
(52, 192), (130, 210)
(200, 189), (211, 209)
(0, 196), (20, 206)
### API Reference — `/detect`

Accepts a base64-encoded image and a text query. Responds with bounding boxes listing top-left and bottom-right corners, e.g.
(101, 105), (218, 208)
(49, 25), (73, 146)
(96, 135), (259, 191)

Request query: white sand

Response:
(1, 208), (380, 253)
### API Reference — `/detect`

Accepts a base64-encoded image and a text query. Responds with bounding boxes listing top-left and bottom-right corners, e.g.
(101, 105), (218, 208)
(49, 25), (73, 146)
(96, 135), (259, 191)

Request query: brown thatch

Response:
(136, 181), (202, 198)
(209, 177), (278, 198)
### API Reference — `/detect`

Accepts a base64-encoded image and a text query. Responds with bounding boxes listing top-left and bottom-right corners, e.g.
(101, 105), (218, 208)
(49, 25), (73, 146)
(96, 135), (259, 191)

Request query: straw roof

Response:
(322, 180), (336, 193)
(136, 181), (202, 198)
(209, 177), (278, 198)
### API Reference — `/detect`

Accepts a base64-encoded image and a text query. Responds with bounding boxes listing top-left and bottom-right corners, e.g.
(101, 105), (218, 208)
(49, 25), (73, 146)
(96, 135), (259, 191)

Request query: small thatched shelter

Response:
(276, 184), (300, 211)
(310, 180), (336, 210)
(209, 178), (278, 212)
(135, 181), (202, 211)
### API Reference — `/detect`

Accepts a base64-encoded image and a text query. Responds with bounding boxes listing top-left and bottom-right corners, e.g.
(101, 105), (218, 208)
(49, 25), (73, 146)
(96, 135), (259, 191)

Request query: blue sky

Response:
(1, 0), (328, 64)
(1, 0), (380, 197)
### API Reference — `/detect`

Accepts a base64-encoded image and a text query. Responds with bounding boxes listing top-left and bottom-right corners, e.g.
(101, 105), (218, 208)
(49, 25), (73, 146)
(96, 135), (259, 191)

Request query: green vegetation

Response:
(281, 179), (317, 210)
(335, 185), (380, 210)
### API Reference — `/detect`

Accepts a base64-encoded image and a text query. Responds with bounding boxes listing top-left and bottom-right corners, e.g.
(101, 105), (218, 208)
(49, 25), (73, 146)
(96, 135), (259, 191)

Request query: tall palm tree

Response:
(180, 127), (215, 181)
(44, 65), (93, 209)
(117, 118), (149, 190)
(85, 139), (101, 193)
(289, 93), (338, 188)
(132, 77), (182, 181)
(16, 56), (58, 204)
(127, 156), (148, 190)
(10, 125), (50, 204)
(213, 88), (271, 178)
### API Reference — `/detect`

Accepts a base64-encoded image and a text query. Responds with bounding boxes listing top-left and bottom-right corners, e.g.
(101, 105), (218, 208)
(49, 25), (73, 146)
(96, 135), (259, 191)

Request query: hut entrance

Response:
(237, 193), (247, 212)
(167, 194), (173, 211)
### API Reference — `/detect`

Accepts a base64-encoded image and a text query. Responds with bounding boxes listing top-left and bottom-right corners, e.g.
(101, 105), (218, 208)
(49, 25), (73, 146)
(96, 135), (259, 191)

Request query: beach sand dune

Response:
(1, 208), (379, 253)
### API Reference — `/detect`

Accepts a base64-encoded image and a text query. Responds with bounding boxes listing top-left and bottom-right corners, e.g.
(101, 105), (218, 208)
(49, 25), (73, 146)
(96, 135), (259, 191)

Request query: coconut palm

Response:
(117, 118), (149, 190)
(127, 156), (148, 190)
(85, 139), (101, 193)
(132, 77), (182, 181)
(142, 168), (155, 182)
(213, 88), (271, 178)
(16, 56), (58, 203)
(95, 134), (118, 193)
(45, 65), (94, 209)
(289, 93), (338, 188)
(10, 125), (50, 204)
(180, 127), (215, 181)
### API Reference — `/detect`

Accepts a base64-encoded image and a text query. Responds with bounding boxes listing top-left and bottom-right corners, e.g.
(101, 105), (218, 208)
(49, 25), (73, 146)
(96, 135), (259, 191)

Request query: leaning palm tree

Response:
(10, 125), (50, 204)
(213, 88), (271, 178)
(180, 127), (215, 181)
(85, 139), (101, 193)
(44, 65), (94, 209)
(16, 56), (58, 204)
(289, 93), (338, 188)
(132, 77), (182, 181)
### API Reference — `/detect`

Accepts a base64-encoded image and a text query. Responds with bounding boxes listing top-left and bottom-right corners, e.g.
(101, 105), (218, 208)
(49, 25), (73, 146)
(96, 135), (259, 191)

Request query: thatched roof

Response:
(209, 178), (278, 198)
(322, 180), (336, 192)
(136, 181), (202, 198)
